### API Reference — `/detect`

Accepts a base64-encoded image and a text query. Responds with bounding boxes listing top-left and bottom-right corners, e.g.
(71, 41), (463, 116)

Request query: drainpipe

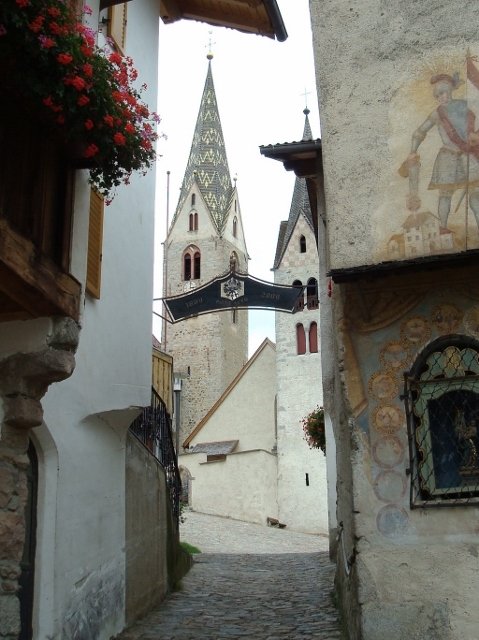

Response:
(173, 376), (182, 456)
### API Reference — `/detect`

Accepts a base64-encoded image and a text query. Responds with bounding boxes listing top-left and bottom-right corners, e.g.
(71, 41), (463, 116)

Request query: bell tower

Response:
(164, 53), (249, 446)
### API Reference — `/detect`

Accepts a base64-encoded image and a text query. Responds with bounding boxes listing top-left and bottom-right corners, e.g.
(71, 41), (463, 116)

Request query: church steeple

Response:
(172, 55), (233, 233)
(273, 109), (315, 268)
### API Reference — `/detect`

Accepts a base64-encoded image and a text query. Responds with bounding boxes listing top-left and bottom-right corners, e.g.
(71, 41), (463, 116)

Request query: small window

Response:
(307, 278), (318, 310)
(183, 245), (200, 281)
(293, 280), (304, 311)
(184, 253), (192, 281)
(405, 336), (479, 508)
(233, 216), (237, 238)
(296, 324), (306, 355)
(232, 309), (237, 324)
(194, 252), (201, 279)
(108, 3), (127, 53)
(86, 190), (104, 299)
(189, 213), (194, 231)
(300, 235), (306, 253)
(309, 322), (318, 353)
(194, 212), (198, 230)
(191, 193), (196, 206)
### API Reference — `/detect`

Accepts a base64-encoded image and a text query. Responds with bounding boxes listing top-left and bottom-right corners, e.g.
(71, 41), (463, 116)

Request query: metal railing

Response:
(129, 387), (181, 524)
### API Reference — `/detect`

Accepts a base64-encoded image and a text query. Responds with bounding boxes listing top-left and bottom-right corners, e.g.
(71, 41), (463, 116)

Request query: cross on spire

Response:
(301, 88), (312, 109)
(206, 30), (216, 59)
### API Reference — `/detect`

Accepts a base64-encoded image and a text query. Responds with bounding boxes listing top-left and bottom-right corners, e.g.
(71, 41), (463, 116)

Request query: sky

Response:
(153, 1), (320, 356)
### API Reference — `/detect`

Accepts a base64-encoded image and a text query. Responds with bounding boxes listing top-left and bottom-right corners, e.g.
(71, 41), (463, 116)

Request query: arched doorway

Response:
(19, 440), (38, 640)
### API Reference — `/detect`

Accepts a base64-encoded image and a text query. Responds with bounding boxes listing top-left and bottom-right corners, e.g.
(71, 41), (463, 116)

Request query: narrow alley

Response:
(117, 511), (342, 640)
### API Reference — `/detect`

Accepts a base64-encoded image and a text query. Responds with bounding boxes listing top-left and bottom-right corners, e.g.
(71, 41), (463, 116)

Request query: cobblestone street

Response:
(117, 511), (342, 639)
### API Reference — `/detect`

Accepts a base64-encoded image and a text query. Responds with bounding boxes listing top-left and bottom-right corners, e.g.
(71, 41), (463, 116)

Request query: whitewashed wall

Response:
(180, 450), (278, 525)
(33, 1), (159, 637)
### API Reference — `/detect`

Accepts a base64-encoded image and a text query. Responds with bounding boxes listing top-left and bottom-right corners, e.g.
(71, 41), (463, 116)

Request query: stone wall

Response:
(0, 317), (78, 640)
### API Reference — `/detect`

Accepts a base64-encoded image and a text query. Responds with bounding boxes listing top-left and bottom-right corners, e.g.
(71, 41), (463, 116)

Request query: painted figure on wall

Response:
(400, 65), (479, 231)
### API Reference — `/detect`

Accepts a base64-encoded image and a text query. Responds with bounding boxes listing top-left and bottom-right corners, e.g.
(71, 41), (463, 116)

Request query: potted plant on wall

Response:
(0, 0), (160, 202)
(301, 406), (326, 454)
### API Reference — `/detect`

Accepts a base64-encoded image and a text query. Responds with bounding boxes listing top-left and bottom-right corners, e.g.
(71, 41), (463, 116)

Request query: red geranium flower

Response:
(114, 132), (126, 146)
(77, 95), (90, 106)
(84, 144), (99, 158)
(57, 52), (73, 65)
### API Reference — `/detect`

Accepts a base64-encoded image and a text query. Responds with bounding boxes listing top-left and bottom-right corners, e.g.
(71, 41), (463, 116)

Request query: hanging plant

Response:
(0, 0), (161, 202)
(301, 406), (326, 454)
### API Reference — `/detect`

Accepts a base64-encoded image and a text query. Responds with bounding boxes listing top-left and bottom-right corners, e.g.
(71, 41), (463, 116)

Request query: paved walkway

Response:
(117, 510), (342, 639)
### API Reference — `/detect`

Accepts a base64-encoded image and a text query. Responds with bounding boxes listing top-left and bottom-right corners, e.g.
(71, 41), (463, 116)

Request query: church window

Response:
(183, 245), (201, 281)
(194, 251), (201, 279)
(232, 309), (237, 324)
(188, 212), (198, 231)
(233, 216), (237, 238)
(307, 278), (319, 310)
(191, 193), (196, 206)
(300, 235), (306, 253)
(404, 336), (479, 508)
(234, 200), (237, 213)
(184, 253), (192, 280)
(296, 324), (306, 355)
(309, 322), (318, 353)
(293, 280), (304, 311)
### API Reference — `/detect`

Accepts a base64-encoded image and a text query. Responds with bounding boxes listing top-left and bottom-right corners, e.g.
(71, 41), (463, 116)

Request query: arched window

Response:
(405, 336), (479, 507)
(230, 251), (238, 273)
(194, 252), (201, 279)
(309, 322), (318, 353)
(300, 235), (306, 253)
(296, 324), (306, 355)
(183, 246), (200, 281)
(293, 279), (304, 311)
(233, 216), (237, 238)
(307, 278), (319, 310)
(184, 253), (191, 280)
(188, 212), (198, 231)
(191, 193), (196, 206)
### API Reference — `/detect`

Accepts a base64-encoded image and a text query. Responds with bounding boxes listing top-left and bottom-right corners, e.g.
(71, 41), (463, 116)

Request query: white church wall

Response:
(187, 340), (277, 453)
(180, 450), (278, 525)
(275, 215), (328, 533)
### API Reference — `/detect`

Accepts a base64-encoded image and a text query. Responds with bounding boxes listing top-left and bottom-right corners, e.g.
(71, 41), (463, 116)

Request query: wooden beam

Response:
(0, 220), (81, 320)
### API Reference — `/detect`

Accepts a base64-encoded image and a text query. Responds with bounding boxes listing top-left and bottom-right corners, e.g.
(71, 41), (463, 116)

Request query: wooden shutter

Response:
(86, 190), (104, 299)
(108, 3), (127, 52)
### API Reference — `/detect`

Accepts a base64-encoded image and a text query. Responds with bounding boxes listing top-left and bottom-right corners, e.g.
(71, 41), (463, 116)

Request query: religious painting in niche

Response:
(386, 52), (479, 260)
(406, 342), (479, 506)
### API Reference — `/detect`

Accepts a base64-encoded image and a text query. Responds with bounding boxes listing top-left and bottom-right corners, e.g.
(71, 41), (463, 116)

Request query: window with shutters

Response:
(296, 324), (306, 355)
(309, 322), (318, 353)
(0, 99), (80, 320)
(108, 3), (127, 53)
(86, 190), (104, 299)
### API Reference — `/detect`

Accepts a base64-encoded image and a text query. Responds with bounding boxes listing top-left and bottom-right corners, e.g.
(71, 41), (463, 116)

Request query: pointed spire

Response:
(273, 110), (315, 268)
(172, 56), (233, 232)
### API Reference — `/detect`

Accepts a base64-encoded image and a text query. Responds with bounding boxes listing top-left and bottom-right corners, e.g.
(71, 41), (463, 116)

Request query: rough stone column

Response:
(0, 317), (79, 639)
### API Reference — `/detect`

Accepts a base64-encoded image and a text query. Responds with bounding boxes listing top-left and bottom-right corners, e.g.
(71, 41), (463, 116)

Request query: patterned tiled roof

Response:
(172, 58), (233, 233)
(273, 110), (315, 269)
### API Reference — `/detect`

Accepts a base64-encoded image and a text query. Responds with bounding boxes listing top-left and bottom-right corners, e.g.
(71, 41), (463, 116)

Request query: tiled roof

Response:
(171, 58), (233, 233)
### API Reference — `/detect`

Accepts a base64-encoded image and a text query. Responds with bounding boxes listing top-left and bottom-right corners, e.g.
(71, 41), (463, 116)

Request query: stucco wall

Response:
(125, 433), (170, 624)
(180, 450), (278, 525)
(188, 340), (277, 453)
(275, 215), (328, 533)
